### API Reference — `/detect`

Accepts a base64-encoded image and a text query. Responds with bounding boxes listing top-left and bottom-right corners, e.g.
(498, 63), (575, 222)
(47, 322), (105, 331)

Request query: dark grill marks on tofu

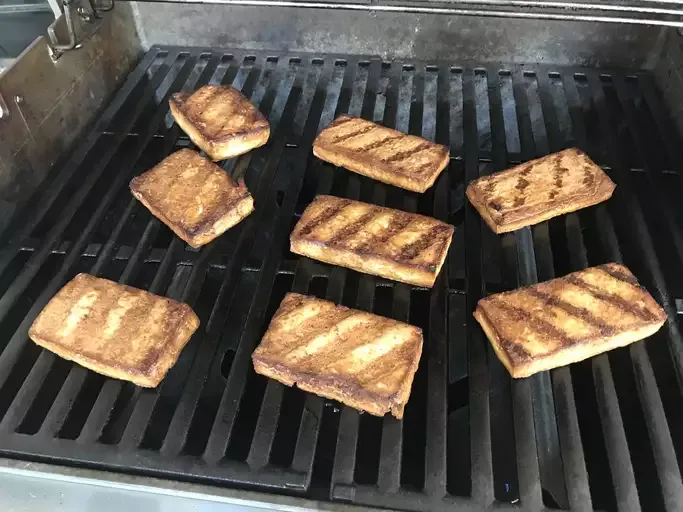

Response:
(326, 207), (381, 245)
(525, 288), (614, 336)
(332, 125), (377, 144)
(296, 199), (353, 237)
(355, 135), (405, 153)
(384, 141), (432, 163)
(563, 275), (659, 323)
(398, 224), (452, 262)
(474, 263), (668, 378)
(290, 196), (453, 287)
(251, 293), (423, 418)
(465, 148), (616, 233)
(487, 296), (578, 347)
(354, 214), (415, 255)
(312, 115), (450, 193)
(293, 196), (452, 265)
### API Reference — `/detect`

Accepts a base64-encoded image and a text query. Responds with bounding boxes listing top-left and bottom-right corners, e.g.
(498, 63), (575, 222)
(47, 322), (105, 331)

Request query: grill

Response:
(0, 46), (683, 511)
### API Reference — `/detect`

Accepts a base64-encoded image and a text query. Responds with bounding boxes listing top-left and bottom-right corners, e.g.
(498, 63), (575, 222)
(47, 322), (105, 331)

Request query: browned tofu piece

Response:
(252, 293), (423, 418)
(290, 195), (454, 288)
(169, 85), (270, 161)
(474, 263), (667, 378)
(312, 115), (450, 193)
(466, 148), (615, 234)
(130, 149), (254, 248)
(28, 274), (200, 387)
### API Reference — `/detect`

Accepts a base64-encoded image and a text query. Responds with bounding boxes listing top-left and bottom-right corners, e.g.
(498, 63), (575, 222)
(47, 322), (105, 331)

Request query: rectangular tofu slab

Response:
(474, 263), (667, 378)
(169, 85), (270, 161)
(313, 115), (450, 193)
(290, 195), (454, 288)
(130, 149), (254, 248)
(252, 293), (423, 418)
(466, 148), (615, 233)
(29, 274), (200, 387)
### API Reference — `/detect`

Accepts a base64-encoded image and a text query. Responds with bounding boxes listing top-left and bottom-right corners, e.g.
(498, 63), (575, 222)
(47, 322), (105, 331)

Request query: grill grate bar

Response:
(609, 74), (683, 392)
(562, 73), (642, 512)
(519, 69), (570, 509)
(610, 74), (683, 509)
(247, 260), (312, 470)
(37, 197), (142, 437)
(375, 60), (408, 495)
(80, 239), (185, 445)
(153, 59), (307, 455)
(35, 53), (227, 441)
(535, 68), (593, 511)
(462, 67), (495, 507)
(0, 52), (198, 412)
(288, 59), (339, 478)
(482, 70), (518, 504)
(611, 74), (683, 273)
(113, 57), (268, 451)
(37, 53), (226, 444)
(201, 57), (347, 466)
(587, 71), (683, 512)
(329, 60), (386, 496)
(422, 63), (449, 499)
(507, 69), (544, 510)
(252, 57), (383, 477)
(121, 56), (305, 453)
(283, 261), (320, 474)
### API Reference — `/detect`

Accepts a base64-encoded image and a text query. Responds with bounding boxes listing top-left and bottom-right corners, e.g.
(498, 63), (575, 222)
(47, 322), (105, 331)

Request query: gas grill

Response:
(0, 3), (683, 511)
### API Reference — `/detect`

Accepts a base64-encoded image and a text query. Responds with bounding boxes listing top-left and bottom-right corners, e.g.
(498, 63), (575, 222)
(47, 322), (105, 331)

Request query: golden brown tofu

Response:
(290, 195), (454, 288)
(466, 148), (615, 234)
(474, 263), (667, 378)
(169, 85), (270, 161)
(130, 149), (254, 248)
(312, 115), (450, 193)
(252, 293), (423, 418)
(28, 274), (200, 387)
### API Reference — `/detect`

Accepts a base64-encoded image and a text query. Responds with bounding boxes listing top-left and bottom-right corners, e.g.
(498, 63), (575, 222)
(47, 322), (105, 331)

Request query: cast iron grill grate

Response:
(0, 46), (682, 511)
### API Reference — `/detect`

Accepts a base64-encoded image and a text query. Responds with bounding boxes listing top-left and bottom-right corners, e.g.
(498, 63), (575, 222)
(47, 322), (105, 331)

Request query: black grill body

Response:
(0, 47), (682, 512)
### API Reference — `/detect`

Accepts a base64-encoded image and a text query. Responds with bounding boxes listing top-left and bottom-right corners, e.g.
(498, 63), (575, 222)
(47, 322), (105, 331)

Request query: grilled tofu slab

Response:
(474, 263), (667, 378)
(29, 274), (200, 387)
(466, 148), (615, 234)
(290, 195), (454, 288)
(130, 149), (254, 248)
(170, 85), (270, 161)
(252, 293), (423, 418)
(312, 115), (450, 193)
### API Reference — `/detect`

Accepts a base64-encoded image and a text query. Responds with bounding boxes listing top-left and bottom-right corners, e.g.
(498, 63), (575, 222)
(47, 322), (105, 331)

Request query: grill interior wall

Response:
(0, 48), (682, 511)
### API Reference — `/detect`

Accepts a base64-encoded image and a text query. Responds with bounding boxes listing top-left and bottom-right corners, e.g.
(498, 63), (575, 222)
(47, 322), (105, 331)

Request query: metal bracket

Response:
(47, 0), (114, 61)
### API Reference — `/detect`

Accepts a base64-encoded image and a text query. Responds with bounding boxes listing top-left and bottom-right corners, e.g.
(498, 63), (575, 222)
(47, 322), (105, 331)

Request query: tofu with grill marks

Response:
(313, 115), (450, 193)
(169, 85), (270, 161)
(466, 148), (615, 233)
(474, 263), (667, 378)
(251, 293), (423, 418)
(130, 149), (254, 248)
(290, 195), (454, 288)
(28, 274), (200, 387)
